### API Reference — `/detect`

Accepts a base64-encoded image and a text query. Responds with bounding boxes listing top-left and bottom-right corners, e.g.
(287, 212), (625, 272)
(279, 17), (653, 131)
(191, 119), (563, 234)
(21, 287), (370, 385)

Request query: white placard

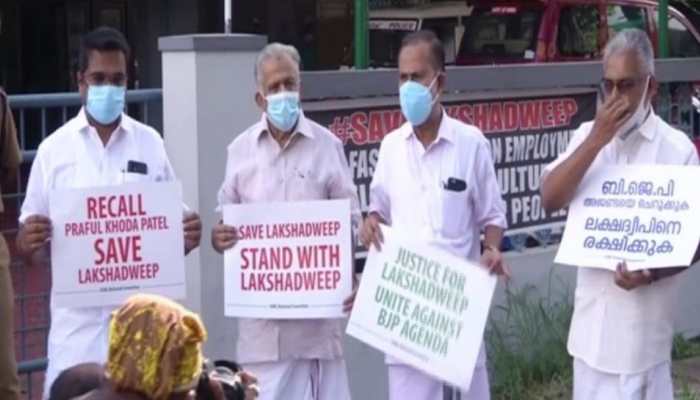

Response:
(223, 199), (353, 319)
(346, 226), (497, 390)
(556, 165), (700, 270)
(49, 182), (185, 308)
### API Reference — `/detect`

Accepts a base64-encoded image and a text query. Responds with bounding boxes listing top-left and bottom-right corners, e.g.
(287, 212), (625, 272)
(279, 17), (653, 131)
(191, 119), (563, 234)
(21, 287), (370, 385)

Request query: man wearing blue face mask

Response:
(212, 43), (360, 400)
(359, 30), (508, 400)
(16, 27), (203, 399)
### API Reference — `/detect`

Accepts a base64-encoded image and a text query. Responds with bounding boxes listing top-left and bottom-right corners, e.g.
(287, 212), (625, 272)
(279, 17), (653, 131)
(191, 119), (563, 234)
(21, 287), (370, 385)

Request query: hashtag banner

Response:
(308, 91), (597, 243)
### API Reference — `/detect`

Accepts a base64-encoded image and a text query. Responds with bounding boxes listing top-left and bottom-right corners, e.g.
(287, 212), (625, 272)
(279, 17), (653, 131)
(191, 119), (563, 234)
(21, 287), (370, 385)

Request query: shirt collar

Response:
(72, 107), (131, 134)
(400, 109), (455, 144)
(637, 109), (657, 141)
(256, 111), (315, 141)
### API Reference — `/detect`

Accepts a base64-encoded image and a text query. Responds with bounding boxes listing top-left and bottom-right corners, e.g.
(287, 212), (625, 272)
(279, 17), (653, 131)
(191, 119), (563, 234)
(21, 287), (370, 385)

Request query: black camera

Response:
(196, 359), (247, 400)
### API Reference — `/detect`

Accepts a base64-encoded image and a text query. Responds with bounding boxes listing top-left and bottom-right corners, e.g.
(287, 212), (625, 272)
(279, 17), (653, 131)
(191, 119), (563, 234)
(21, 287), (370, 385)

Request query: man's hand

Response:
(480, 246), (510, 278)
(590, 95), (632, 147)
(614, 262), (652, 291)
(183, 211), (202, 255)
(238, 371), (259, 400)
(17, 215), (52, 257)
(211, 222), (238, 254)
(359, 213), (384, 251)
(343, 287), (358, 314)
(343, 274), (360, 314)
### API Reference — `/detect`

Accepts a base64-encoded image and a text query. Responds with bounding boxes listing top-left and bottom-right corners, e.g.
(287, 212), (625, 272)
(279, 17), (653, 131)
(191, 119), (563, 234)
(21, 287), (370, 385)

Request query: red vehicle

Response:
(457, 0), (700, 65)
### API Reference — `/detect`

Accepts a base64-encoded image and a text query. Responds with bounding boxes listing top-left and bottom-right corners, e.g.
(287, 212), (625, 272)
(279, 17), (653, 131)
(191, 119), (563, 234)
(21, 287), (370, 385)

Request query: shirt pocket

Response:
(440, 188), (469, 238)
(121, 160), (158, 183)
(50, 162), (80, 189)
(122, 171), (150, 184)
(290, 165), (326, 199)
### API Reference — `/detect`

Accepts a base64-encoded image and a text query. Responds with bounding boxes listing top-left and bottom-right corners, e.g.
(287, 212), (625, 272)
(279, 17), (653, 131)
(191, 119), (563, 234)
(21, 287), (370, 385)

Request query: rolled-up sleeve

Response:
(368, 140), (391, 225)
(472, 140), (507, 230)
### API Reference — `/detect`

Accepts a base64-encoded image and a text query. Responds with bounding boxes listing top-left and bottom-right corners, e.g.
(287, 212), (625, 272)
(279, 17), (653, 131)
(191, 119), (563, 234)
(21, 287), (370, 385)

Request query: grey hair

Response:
(603, 29), (655, 76)
(254, 42), (301, 89)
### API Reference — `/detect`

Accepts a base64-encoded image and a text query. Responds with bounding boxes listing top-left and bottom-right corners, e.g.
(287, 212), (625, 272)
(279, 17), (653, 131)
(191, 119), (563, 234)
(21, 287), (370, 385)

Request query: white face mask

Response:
(615, 76), (651, 141)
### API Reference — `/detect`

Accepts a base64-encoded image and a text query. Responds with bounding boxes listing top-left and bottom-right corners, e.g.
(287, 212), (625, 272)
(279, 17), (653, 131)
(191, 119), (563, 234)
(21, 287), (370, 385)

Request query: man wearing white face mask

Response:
(211, 43), (360, 400)
(358, 30), (508, 400)
(541, 29), (700, 400)
(16, 27), (203, 399)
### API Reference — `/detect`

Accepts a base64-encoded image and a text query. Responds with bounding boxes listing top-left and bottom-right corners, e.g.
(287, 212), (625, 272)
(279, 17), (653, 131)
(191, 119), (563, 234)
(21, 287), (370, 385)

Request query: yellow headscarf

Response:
(106, 294), (207, 400)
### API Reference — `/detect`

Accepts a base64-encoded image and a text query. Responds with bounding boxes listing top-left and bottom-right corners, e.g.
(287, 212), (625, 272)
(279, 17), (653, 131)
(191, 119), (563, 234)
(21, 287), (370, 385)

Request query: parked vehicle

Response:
(369, 1), (473, 67)
(456, 0), (700, 65)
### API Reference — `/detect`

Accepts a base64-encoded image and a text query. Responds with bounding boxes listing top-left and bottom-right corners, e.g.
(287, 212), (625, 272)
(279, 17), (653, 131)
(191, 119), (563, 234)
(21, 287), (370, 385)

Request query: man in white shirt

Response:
(359, 30), (508, 400)
(541, 29), (700, 400)
(15, 27), (202, 398)
(211, 43), (360, 400)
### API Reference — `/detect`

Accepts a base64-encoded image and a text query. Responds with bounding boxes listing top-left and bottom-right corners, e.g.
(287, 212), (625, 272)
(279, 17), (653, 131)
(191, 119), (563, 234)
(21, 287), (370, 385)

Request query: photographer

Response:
(54, 294), (258, 400)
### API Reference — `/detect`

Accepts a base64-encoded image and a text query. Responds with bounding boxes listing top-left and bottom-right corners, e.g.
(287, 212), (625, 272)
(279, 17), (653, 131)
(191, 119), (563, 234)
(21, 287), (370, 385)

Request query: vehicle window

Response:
(653, 13), (700, 57)
(459, 9), (542, 60)
(607, 5), (647, 36)
(558, 6), (600, 57)
(369, 19), (417, 67)
(421, 18), (459, 64)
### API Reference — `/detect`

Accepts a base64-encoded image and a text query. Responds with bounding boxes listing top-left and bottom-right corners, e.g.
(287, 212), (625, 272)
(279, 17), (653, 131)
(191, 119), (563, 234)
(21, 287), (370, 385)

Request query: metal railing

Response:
(17, 358), (48, 400)
(8, 89), (163, 161)
(7, 89), (162, 399)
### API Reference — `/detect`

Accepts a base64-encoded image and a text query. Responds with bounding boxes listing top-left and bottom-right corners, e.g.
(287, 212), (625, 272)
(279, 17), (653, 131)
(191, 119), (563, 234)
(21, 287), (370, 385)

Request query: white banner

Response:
(346, 226), (497, 390)
(556, 165), (700, 270)
(223, 199), (353, 319)
(49, 182), (185, 308)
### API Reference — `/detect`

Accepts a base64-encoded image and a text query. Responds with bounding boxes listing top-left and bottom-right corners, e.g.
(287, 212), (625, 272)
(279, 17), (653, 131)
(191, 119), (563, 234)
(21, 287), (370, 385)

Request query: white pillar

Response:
(159, 33), (266, 358)
(224, 0), (232, 33)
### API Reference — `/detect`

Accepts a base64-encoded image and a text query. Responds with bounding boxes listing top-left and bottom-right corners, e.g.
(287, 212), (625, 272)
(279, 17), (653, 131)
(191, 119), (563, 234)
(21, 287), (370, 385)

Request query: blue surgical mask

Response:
(266, 91), (301, 132)
(86, 85), (126, 125)
(399, 75), (439, 126)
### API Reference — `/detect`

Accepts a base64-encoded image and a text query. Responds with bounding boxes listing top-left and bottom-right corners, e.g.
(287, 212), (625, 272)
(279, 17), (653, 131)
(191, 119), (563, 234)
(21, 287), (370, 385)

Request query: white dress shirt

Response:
(19, 109), (178, 398)
(370, 111), (507, 260)
(544, 112), (699, 374)
(217, 112), (360, 364)
(369, 111), (507, 367)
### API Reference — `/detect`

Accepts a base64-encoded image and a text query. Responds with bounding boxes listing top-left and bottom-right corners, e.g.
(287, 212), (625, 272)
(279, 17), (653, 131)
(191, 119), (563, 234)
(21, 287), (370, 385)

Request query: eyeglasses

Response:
(600, 76), (648, 95)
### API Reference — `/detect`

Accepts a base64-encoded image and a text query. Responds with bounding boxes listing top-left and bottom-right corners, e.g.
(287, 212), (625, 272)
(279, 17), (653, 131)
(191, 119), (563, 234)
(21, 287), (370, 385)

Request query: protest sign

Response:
(346, 226), (497, 390)
(307, 91), (597, 245)
(223, 199), (353, 319)
(556, 165), (700, 270)
(49, 181), (185, 308)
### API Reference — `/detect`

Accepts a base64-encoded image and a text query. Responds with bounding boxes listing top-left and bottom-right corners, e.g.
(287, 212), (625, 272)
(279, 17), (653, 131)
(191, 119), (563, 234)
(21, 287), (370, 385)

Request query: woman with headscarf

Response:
(72, 294), (257, 400)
